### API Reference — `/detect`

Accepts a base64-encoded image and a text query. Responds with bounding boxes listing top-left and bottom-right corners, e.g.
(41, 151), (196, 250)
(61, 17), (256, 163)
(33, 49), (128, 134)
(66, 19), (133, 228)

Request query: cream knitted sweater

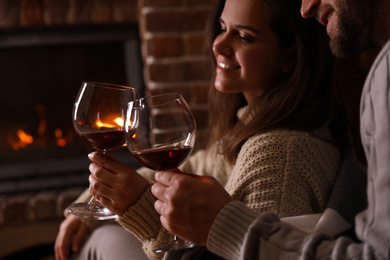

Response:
(116, 127), (340, 260)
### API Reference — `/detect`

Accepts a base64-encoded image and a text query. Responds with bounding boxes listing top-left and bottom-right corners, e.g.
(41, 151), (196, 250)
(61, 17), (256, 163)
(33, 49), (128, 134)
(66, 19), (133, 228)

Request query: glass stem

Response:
(89, 149), (105, 209)
(88, 197), (101, 209)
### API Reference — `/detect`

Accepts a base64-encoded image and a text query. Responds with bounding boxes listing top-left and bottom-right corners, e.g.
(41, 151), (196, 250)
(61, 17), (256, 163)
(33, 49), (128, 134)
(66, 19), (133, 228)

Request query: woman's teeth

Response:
(219, 62), (240, 69)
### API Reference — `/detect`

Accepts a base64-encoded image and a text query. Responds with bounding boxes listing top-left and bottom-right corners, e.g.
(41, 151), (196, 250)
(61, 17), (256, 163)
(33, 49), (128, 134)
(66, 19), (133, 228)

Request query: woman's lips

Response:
(218, 62), (240, 69)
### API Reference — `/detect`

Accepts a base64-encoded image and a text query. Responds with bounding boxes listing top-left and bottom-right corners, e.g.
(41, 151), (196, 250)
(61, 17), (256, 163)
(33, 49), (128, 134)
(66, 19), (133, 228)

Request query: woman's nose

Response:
(301, 0), (320, 18)
(213, 36), (233, 57)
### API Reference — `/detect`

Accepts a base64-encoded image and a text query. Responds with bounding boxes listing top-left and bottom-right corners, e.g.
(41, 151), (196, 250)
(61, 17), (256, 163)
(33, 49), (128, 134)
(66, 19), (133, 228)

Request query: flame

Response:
(8, 130), (34, 150)
(7, 127), (70, 150)
(17, 130), (33, 145)
(96, 117), (123, 128)
(6, 111), (124, 151)
(55, 128), (67, 147)
(115, 118), (124, 127)
(36, 103), (47, 136)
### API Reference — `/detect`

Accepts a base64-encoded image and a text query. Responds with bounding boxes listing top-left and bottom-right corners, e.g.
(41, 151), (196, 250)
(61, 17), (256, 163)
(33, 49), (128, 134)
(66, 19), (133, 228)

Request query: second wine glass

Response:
(70, 81), (137, 220)
(125, 93), (197, 252)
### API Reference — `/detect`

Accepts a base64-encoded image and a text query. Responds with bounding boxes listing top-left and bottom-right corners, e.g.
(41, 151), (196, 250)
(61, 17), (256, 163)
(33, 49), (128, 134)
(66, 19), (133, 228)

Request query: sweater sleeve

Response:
(208, 201), (373, 260)
(224, 129), (340, 217)
(116, 185), (172, 260)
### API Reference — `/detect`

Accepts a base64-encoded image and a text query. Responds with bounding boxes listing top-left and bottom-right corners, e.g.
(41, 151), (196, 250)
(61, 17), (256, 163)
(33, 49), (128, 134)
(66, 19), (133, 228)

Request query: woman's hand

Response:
(54, 214), (88, 260)
(151, 170), (233, 246)
(88, 152), (149, 216)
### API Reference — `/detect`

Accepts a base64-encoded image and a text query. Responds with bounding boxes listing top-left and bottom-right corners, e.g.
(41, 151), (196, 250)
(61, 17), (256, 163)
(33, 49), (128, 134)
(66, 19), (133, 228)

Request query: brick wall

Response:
(0, 0), (138, 27)
(139, 0), (213, 150)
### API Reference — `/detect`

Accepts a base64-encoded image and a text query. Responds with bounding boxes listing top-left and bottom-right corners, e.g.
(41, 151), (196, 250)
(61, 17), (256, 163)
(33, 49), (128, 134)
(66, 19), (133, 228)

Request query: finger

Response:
(196, 175), (220, 184)
(154, 171), (179, 186)
(96, 193), (113, 208)
(171, 168), (183, 174)
(154, 199), (164, 215)
(160, 215), (171, 233)
(89, 189), (112, 211)
(72, 223), (88, 253)
(88, 183), (113, 207)
(151, 182), (167, 201)
(159, 215), (179, 239)
(88, 152), (131, 175)
(89, 174), (115, 199)
(54, 238), (68, 260)
(89, 163), (115, 187)
(155, 170), (204, 186)
(55, 226), (71, 260)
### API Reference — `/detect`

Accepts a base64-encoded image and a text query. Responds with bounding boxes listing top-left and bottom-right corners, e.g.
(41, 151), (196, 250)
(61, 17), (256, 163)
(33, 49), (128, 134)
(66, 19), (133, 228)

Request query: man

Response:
(151, 0), (390, 258)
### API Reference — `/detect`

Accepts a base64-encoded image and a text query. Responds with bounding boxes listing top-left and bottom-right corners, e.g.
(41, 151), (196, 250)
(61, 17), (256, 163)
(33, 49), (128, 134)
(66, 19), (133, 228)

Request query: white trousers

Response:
(74, 224), (149, 260)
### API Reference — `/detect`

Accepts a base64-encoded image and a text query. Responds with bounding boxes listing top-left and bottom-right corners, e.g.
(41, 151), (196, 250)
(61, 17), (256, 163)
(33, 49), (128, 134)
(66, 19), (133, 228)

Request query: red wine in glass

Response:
(131, 146), (192, 171)
(69, 81), (137, 220)
(80, 129), (125, 151)
(125, 93), (197, 252)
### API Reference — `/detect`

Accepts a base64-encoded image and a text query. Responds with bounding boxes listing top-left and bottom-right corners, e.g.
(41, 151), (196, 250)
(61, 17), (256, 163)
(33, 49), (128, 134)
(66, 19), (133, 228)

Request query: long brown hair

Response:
(206, 0), (349, 164)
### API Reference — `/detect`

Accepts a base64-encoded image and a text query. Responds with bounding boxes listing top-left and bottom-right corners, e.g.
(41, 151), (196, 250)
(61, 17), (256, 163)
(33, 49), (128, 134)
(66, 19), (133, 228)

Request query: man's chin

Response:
(329, 36), (367, 59)
(329, 40), (351, 58)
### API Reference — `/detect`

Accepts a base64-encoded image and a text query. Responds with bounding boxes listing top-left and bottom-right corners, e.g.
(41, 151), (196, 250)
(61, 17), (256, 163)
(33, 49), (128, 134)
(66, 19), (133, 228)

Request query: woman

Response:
(55, 0), (352, 259)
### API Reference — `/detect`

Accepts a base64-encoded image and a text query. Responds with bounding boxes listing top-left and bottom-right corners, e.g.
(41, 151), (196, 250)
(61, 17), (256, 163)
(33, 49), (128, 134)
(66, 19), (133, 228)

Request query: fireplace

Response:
(0, 1), (215, 257)
(0, 24), (144, 194)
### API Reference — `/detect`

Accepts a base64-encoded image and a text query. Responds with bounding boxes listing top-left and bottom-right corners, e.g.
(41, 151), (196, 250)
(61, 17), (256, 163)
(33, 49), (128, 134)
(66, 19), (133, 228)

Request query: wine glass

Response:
(69, 81), (137, 220)
(125, 93), (197, 252)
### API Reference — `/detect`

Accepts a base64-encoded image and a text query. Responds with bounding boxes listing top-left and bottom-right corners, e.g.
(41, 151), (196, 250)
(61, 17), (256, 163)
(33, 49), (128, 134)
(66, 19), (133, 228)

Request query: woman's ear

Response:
(281, 44), (297, 73)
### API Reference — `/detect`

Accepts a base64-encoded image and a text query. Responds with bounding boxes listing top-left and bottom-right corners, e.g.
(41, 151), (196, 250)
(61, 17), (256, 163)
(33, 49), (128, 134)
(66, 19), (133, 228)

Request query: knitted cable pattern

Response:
(225, 127), (340, 218)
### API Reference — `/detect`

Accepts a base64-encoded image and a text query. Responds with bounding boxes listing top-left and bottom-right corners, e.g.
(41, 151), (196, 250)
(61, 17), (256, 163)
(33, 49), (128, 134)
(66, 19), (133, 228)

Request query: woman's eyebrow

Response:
(219, 18), (261, 35)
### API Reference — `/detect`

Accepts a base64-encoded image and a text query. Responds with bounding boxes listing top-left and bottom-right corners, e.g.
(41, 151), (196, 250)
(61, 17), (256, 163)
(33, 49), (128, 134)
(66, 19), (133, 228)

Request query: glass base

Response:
(68, 202), (117, 220)
(153, 238), (198, 253)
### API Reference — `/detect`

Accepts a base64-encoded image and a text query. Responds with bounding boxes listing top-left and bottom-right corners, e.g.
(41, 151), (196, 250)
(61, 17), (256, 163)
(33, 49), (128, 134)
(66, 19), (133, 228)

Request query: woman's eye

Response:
(239, 35), (254, 43)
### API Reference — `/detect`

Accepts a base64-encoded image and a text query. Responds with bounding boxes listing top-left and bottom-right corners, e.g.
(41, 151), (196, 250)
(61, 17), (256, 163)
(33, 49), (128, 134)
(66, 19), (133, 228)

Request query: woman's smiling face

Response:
(213, 0), (293, 104)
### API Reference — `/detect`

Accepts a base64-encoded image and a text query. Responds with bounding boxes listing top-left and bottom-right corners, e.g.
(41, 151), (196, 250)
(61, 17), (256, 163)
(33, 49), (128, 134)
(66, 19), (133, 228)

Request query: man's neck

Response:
(374, 0), (390, 48)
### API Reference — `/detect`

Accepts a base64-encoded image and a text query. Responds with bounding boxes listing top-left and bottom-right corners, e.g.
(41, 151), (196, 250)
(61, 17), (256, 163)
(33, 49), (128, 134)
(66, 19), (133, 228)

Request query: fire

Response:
(55, 128), (67, 147)
(6, 112), (123, 151)
(7, 127), (70, 150)
(96, 117), (123, 128)
(94, 117), (126, 147)
(8, 130), (34, 150)
(115, 118), (124, 127)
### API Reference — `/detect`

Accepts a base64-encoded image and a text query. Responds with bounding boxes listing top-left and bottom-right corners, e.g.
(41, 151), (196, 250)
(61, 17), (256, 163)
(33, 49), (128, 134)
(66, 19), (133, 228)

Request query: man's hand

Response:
(151, 170), (233, 246)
